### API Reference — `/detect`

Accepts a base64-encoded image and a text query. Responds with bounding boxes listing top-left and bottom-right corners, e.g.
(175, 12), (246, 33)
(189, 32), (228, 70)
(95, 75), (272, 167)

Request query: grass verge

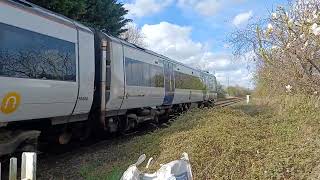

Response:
(80, 96), (320, 179)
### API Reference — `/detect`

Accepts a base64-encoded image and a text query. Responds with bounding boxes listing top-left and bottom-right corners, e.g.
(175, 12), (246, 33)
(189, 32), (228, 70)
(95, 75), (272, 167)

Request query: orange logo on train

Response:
(1, 92), (21, 114)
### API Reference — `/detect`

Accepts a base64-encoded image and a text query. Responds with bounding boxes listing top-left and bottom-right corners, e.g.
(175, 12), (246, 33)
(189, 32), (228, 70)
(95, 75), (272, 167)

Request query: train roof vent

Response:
(11, 0), (33, 7)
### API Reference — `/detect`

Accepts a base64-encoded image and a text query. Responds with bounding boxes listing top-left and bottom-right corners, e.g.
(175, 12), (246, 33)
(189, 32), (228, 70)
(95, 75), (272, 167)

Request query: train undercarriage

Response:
(0, 101), (214, 157)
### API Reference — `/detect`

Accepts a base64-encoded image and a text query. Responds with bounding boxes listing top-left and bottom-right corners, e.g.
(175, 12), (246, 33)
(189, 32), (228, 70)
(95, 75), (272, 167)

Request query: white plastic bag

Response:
(121, 152), (193, 180)
(120, 154), (146, 180)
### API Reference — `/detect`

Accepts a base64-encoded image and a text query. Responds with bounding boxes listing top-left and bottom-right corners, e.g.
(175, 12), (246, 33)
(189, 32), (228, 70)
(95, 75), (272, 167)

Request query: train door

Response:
(163, 62), (175, 105)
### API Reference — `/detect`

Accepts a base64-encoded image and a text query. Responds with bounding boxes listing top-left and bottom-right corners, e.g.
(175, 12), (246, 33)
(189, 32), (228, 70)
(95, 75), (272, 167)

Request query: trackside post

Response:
(246, 95), (250, 104)
(21, 152), (37, 180)
(9, 158), (17, 180)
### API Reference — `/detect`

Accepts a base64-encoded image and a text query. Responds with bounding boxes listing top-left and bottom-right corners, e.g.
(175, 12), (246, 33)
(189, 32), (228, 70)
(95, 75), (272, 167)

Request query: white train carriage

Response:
(93, 33), (217, 131)
(0, 0), (218, 156)
(0, 0), (95, 124)
(0, 0), (95, 154)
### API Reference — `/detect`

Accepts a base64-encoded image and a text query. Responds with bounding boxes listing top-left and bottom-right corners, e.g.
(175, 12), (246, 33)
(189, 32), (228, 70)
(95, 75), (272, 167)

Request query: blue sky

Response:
(120, 0), (287, 88)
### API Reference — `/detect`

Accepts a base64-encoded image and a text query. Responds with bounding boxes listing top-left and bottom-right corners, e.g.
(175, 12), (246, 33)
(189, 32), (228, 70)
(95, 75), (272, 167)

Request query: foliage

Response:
(230, 0), (320, 96)
(27, 0), (131, 36)
(226, 85), (251, 97)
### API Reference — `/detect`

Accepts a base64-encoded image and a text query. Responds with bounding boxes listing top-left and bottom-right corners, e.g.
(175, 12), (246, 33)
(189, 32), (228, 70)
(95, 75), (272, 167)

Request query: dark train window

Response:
(150, 65), (164, 87)
(175, 71), (205, 90)
(125, 58), (164, 87)
(0, 23), (76, 81)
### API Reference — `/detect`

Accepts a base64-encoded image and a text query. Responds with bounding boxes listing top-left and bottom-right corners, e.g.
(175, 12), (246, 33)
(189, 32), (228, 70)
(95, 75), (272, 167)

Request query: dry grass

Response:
(80, 96), (320, 179)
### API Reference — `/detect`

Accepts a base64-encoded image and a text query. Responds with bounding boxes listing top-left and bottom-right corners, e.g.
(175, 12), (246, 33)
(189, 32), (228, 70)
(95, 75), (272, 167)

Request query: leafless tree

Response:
(120, 23), (146, 47)
(230, 0), (320, 95)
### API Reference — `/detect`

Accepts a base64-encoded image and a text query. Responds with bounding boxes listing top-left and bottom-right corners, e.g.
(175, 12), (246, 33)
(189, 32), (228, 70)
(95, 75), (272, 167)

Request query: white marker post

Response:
(21, 152), (37, 180)
(9, 158), (17, 180)
(246, 95), (250, 104)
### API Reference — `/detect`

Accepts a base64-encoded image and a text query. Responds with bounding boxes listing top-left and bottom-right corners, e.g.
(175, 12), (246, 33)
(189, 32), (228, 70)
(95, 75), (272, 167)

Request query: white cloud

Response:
(141, 22), (203, 60)
(141, 22), (254, 87)
(124, 0), (173, 18)
(232, 10), (253, 27)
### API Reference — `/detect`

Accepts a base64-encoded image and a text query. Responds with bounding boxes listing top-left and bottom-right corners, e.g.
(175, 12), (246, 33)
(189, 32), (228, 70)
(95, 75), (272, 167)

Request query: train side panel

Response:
(189, 69), (203, 104)
(189, 70), (203, 102)
(173, 65), (189, 104)
(0, 1), (79, 122)
(173, 65), (204, 104)
(72, 30), (95, 115)
(121, 45), (165, 109)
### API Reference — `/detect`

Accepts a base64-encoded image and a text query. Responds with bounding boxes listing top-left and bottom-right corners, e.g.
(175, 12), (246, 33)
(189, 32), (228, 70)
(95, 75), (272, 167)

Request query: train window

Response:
(142, 63), (150, 86)
(150, 65), (164, 87)
(175, 71), (205, 90)
(125, 58), (141, 86)
(125, 58), (164, 87)
(0, 23), (76, 81)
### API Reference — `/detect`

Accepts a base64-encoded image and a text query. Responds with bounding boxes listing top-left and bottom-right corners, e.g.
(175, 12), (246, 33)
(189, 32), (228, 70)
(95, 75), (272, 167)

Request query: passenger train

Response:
(0, 0), (217, 155)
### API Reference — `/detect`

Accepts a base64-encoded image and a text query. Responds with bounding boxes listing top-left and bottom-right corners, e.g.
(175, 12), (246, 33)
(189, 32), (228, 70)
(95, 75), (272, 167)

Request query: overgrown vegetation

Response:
(226, 85), (251, 97)
(76, 95), (320, 179)
(230, 0), (320, 96)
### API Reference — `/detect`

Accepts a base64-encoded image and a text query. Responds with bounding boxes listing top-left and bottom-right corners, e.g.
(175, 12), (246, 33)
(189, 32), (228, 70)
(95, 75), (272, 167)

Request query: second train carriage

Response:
(93, 32), (217, 131)
(0, 0), (217, 155)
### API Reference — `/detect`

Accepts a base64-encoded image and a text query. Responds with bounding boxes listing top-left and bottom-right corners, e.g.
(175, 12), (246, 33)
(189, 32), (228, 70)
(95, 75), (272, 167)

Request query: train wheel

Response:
(80, 120), (93, 141)
(208, 100), (215, 108)
(58, 130), (72, 145)
(198, 103), (204, 108)
(153, 114), (159, 125)
(178, 105), (184, 113)
(120, 115), (137, 133)
(158, 109), (170, 124)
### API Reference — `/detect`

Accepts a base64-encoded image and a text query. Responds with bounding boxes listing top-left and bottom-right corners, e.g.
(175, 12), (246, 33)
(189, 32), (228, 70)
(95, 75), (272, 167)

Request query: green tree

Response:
(27, 0), (131, 36)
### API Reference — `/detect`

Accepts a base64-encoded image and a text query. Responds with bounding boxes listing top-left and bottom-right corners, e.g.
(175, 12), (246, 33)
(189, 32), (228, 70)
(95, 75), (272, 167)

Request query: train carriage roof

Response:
(5, 0), (92, 34)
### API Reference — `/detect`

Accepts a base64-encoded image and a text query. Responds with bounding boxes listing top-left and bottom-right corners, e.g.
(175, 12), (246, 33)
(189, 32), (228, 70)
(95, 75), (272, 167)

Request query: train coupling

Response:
(0, 130), (40, 156)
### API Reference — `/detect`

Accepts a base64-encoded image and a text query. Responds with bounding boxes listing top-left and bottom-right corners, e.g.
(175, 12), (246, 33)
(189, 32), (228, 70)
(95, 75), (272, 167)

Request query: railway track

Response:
(1, 98), (244, 179)
(214, 97), (244, 107)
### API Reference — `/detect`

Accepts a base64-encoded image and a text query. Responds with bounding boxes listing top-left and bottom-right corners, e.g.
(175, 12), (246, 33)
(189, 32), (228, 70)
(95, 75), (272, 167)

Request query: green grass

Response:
(80, 96), (320, 179)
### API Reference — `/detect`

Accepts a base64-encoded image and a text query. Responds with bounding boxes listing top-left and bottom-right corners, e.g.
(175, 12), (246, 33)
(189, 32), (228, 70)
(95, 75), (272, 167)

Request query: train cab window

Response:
(125, 57), (164, 87)
(0, 23), (76, 81)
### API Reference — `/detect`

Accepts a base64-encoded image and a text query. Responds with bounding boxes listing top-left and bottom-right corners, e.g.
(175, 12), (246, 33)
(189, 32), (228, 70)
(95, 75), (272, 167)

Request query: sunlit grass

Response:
(80, 96), (320, 179)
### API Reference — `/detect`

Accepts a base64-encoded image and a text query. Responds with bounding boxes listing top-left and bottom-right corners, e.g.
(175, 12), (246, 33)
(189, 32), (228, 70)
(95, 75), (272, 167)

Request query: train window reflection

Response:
(0, 23), (76, 81)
